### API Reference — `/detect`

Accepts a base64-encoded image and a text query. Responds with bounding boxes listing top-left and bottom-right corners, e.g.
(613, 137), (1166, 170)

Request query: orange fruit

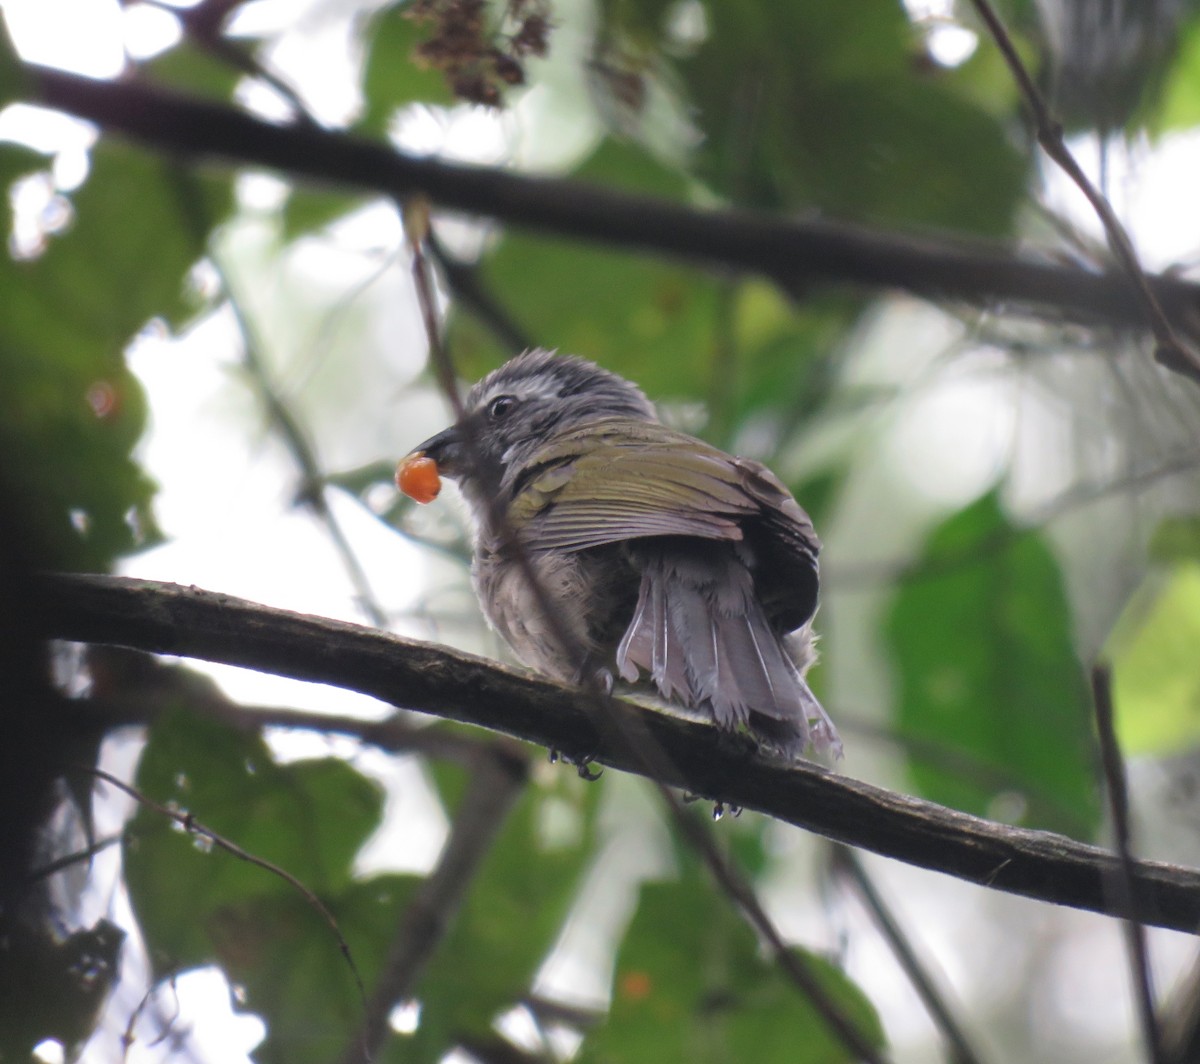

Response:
(396, 453), (441, 504)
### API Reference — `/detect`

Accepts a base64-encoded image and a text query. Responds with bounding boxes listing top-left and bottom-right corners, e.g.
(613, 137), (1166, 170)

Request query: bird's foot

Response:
(548, 747), (603, 781)
(575, 662), (614, 697)
(711, 801), (743, 821)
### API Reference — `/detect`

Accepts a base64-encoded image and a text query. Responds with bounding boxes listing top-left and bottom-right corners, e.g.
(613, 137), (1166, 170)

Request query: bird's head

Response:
(407, 349), (656, 511)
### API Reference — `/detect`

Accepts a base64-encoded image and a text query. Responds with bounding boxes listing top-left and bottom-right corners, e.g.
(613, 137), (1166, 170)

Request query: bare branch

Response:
(26, 835), (120, 886)
(39, 573), (1200, 934)
(22, 66), (1200, 348)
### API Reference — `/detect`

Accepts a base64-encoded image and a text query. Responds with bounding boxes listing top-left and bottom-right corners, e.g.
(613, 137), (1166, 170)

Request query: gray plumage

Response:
(409, 349), (841, 758)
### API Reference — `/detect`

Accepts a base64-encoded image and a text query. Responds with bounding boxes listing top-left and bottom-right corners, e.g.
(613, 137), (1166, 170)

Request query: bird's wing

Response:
(726, 453), (821, 629)
(507, 419), (815, 558)
(731, 454), (820, 561)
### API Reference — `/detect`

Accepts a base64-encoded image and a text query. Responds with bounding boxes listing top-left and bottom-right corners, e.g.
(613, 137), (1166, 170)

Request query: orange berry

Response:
(396, 453), (442, 504)
(619, 970), (652, 1001)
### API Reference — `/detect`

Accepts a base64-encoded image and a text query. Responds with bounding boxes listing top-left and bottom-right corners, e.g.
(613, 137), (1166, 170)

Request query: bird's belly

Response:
(473, 549), (630, 682)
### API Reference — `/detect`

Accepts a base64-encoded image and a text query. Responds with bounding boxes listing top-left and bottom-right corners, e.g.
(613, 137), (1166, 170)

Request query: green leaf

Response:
(450, 232), (724, 399)
(568, 134), (692, 200)
(125, 709), (385, 973)
(32, 144), (226, 335)
(218, 874), (420, 1064)
(360, 8), (453, 136)
(729, 284), (860, 438)
(1110, 563), (1200, 754)
(445, 138), (720, 396)
(1148, 514), (1200, 563)
(606, 0), (1028, 234)
(140, 41), (242, 100)
(403, 764), (599, 1062)
(1155, 17), (1200, 133)
(0, 919), (124, 1061)
(885, 492), (1099, 836)
(0, 142), (230, 568)
(0, 19), (28, 105)
(581, 878), (884, 1064)
(448, 141), (864, 431)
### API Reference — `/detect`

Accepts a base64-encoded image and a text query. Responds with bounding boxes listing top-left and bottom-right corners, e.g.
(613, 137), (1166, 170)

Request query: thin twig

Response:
(121, 971), (182, 1063)
(218, 265), (390, 627)
(968, 0), (1200, 383)
(1091, 665), (1164, 1064)
(38, 573), (1200, 934)
(405, 200), (466, 416)
(141, 0), (317, 125)
(26, 835), (121, 885)
(833, 845), (985, 1064)
(336, 746), (529, 1064)
(81, 764), (371, 1056)
(427, 231), (534, 355)
(670, 796), (886, 1061)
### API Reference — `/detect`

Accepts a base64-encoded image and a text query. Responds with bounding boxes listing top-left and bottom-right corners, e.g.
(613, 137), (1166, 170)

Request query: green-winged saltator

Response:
(401, 349), (840, 758)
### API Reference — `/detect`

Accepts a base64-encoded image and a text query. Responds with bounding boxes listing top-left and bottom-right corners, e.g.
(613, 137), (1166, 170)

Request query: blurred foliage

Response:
(1028, 0), (1200, 132)
(0, 918), (125, 1060)
(581, 874), (885, 1063)
(1155, 12), (1200, 133)
(1111, 562), (1200, 755)
(125, 711), (389, 1037)
(399, 762), (600, 1063)
(124, 710), (601, 1063)
(141, 37), (242, 99)
(6, 0), (1200, 1058)
(448, 139), (862, 439)
(0, 142), (228, 569)
(126, 707), (410, 1063)
(360, 7), (455, 134)
(596, 0), (1029, 234)
(1150, 514), (1200, 563)
(128, 712), (384, 944)
(886, 493), (1099, 837)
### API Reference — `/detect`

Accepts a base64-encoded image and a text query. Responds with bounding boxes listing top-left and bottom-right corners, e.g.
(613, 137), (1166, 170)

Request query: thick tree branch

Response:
(22, 65), (1200, 340)
(37, 573), (1200, 935)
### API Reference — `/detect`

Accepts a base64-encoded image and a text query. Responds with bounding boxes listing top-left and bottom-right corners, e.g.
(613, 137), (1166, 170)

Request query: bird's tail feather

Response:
(615, 548), (841, 758)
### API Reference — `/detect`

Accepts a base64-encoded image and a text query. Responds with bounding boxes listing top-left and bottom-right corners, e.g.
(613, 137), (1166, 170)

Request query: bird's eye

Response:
(487, 395), (516, 420)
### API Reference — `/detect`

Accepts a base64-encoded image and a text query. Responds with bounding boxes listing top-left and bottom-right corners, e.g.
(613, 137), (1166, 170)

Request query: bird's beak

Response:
(408, 424), (465, 478)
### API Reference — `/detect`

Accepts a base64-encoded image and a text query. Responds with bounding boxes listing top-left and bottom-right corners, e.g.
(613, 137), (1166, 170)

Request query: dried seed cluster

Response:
(408, 0), (552, 107)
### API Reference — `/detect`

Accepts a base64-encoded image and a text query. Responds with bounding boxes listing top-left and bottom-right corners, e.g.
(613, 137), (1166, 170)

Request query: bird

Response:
(399, 348), (841, 758)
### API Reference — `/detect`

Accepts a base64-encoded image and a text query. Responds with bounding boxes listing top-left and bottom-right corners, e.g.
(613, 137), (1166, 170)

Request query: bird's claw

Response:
(575, 754), (603, 781)
(547, 748), (603, 781)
